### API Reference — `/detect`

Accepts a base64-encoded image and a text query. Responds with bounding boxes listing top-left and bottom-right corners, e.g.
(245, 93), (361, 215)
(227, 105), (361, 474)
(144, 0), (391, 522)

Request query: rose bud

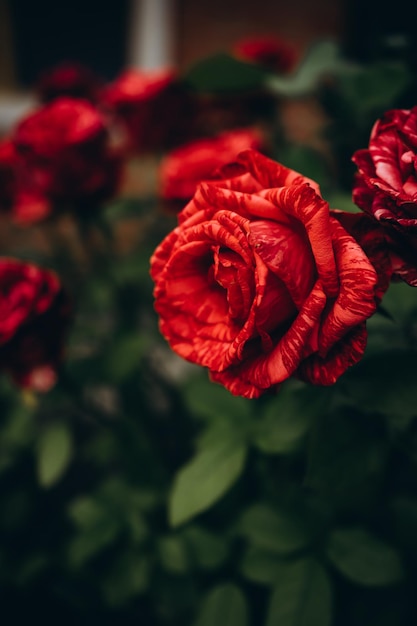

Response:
(0, 258), (71, 392)
(352, 106), (417, 286)
(151, 150), (386, 399)
(158, 128), (267, 208)
(99, 67), (181, 154)
(232, 35), (298, 74)
(36, 61), (102, 103)
(11, 96), (121, 224)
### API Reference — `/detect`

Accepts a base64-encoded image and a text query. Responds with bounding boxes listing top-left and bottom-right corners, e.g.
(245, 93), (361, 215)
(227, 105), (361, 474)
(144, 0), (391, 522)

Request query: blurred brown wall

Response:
(0, 0), (16, 90)
(175, 0), (343, 69)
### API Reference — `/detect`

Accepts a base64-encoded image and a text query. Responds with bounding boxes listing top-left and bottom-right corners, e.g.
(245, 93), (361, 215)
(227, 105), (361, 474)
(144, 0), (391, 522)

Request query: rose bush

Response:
(0, 258), (70, 391)
(100, 68), (187, 154)
(232, 35), (298, 74)
(158, 128), (266, 206)
(352, 106), (417, 285)
(151, 150), (387, 398)
(9, 96), (121, 224)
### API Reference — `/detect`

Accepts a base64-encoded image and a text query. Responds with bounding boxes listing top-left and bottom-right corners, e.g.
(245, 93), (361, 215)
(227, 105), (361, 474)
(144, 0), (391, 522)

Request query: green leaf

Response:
(157, 535), (191, 574)
(335, 61), (410, 118)
(184, 53), (268, 93)
(277, 145), (331, 191)
(326, 528), (405, 586)
(68, 496), (105, 529)
(341, 350), (417, 418)
(305, 409), (388, 514)
(391, 497), (417, 554)
(265, 558), (332, 626)
(194, 583), (249, 626)
(100, 551), (150, 606)
(36, 422), (73, 488)
(183, 525), (229, 570)
(169, 431), (248, 527)
(104, 333), (149, 382)
(239, 503), (313, 555)
(253, 383), (324, 454)
(240, 547), (286, 586)
(67, 520), (120, 568)
(326, 191), (361, 214)
(183, 374), (252, 422)
(266, 40), (345, 96)
(104, 196), (158, 221)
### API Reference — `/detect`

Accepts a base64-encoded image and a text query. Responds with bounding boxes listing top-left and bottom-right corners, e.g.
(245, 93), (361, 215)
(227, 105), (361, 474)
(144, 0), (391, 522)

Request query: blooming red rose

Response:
(158, 128), (266, 205)
(352, 106), (417, 285)
(151, 150), (383, 399)
(99, 67), (182, 153)
(0, 258), (71, 391)
(11, 96), (121, 224)
(36, 61), (102, 103)
(233, 35), (298, 74)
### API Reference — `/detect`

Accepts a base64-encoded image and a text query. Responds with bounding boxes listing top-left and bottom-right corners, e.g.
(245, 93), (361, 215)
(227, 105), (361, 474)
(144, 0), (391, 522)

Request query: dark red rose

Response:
(11, 97), (121, 224)
(99, 67), (181, 154)
(0, 258), (71, 391)
(151, 150), (384, 399)
(233, 35), (298, 74)
(0, 139), (18, 213)
(158, 128), (266, 205)
(36, 61), (101, 103)
(352, 106), (417, 285)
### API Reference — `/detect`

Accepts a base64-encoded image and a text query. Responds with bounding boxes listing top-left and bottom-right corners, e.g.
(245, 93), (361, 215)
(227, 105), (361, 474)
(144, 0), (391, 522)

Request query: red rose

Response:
(0, 139), (18, 213)
(233, 35), (298, 74)
(158, 128), (266, 205)
(36, 61), (101, 103)
(151, 150), (384, 398)
(100, 67), (182, 154)
(0, 259), (71, 391)
(352, 106), (417, 285)
(11, 97), (121, 224)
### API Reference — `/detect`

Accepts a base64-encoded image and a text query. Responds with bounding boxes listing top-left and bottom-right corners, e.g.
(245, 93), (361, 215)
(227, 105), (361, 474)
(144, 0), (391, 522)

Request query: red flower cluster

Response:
(0, 97), (121, 224)
(0, 259), (70, 391)
(100, 67), (184, 154)
(151, 150), (389, 398)
(233, 35), (298, 75)
(158, 128), (267, 206)
(352, 106), (417, 285)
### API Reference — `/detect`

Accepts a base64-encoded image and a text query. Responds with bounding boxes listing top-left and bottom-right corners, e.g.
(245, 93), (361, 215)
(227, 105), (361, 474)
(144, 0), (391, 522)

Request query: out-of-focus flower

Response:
(36, 61), (102, 103)
(151, 150), (385, 399)
(233, 35), (298, 74)
(0, 139), (18, 213)
(99, 67), (185, 154)
(158, 128), (267, 207)
(11, 96), (121, 224)
(0, 258), (71, 391)
(352, 106), (417, 286)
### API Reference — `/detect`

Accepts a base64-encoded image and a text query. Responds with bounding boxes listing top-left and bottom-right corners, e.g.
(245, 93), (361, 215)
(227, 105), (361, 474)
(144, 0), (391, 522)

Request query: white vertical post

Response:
(128, 0), (175, 70)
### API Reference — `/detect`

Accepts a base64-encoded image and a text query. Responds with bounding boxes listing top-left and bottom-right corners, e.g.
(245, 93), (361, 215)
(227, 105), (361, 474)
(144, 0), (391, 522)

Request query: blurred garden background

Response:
(1, 1), (417, 625)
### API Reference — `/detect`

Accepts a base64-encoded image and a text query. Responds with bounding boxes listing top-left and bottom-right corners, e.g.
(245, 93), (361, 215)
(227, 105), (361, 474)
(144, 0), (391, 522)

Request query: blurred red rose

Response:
(158, 128), (267, 206)
(0, 258), (71, 391)
(0, 139), (18, 213)
(233, 35), (298, 74)
(352, 106), (417, 285)
(100, 67), (184, 153)
(11, 97), (121, 224)
(151, 150), (384, 399)
(36, 61), (102, 103)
